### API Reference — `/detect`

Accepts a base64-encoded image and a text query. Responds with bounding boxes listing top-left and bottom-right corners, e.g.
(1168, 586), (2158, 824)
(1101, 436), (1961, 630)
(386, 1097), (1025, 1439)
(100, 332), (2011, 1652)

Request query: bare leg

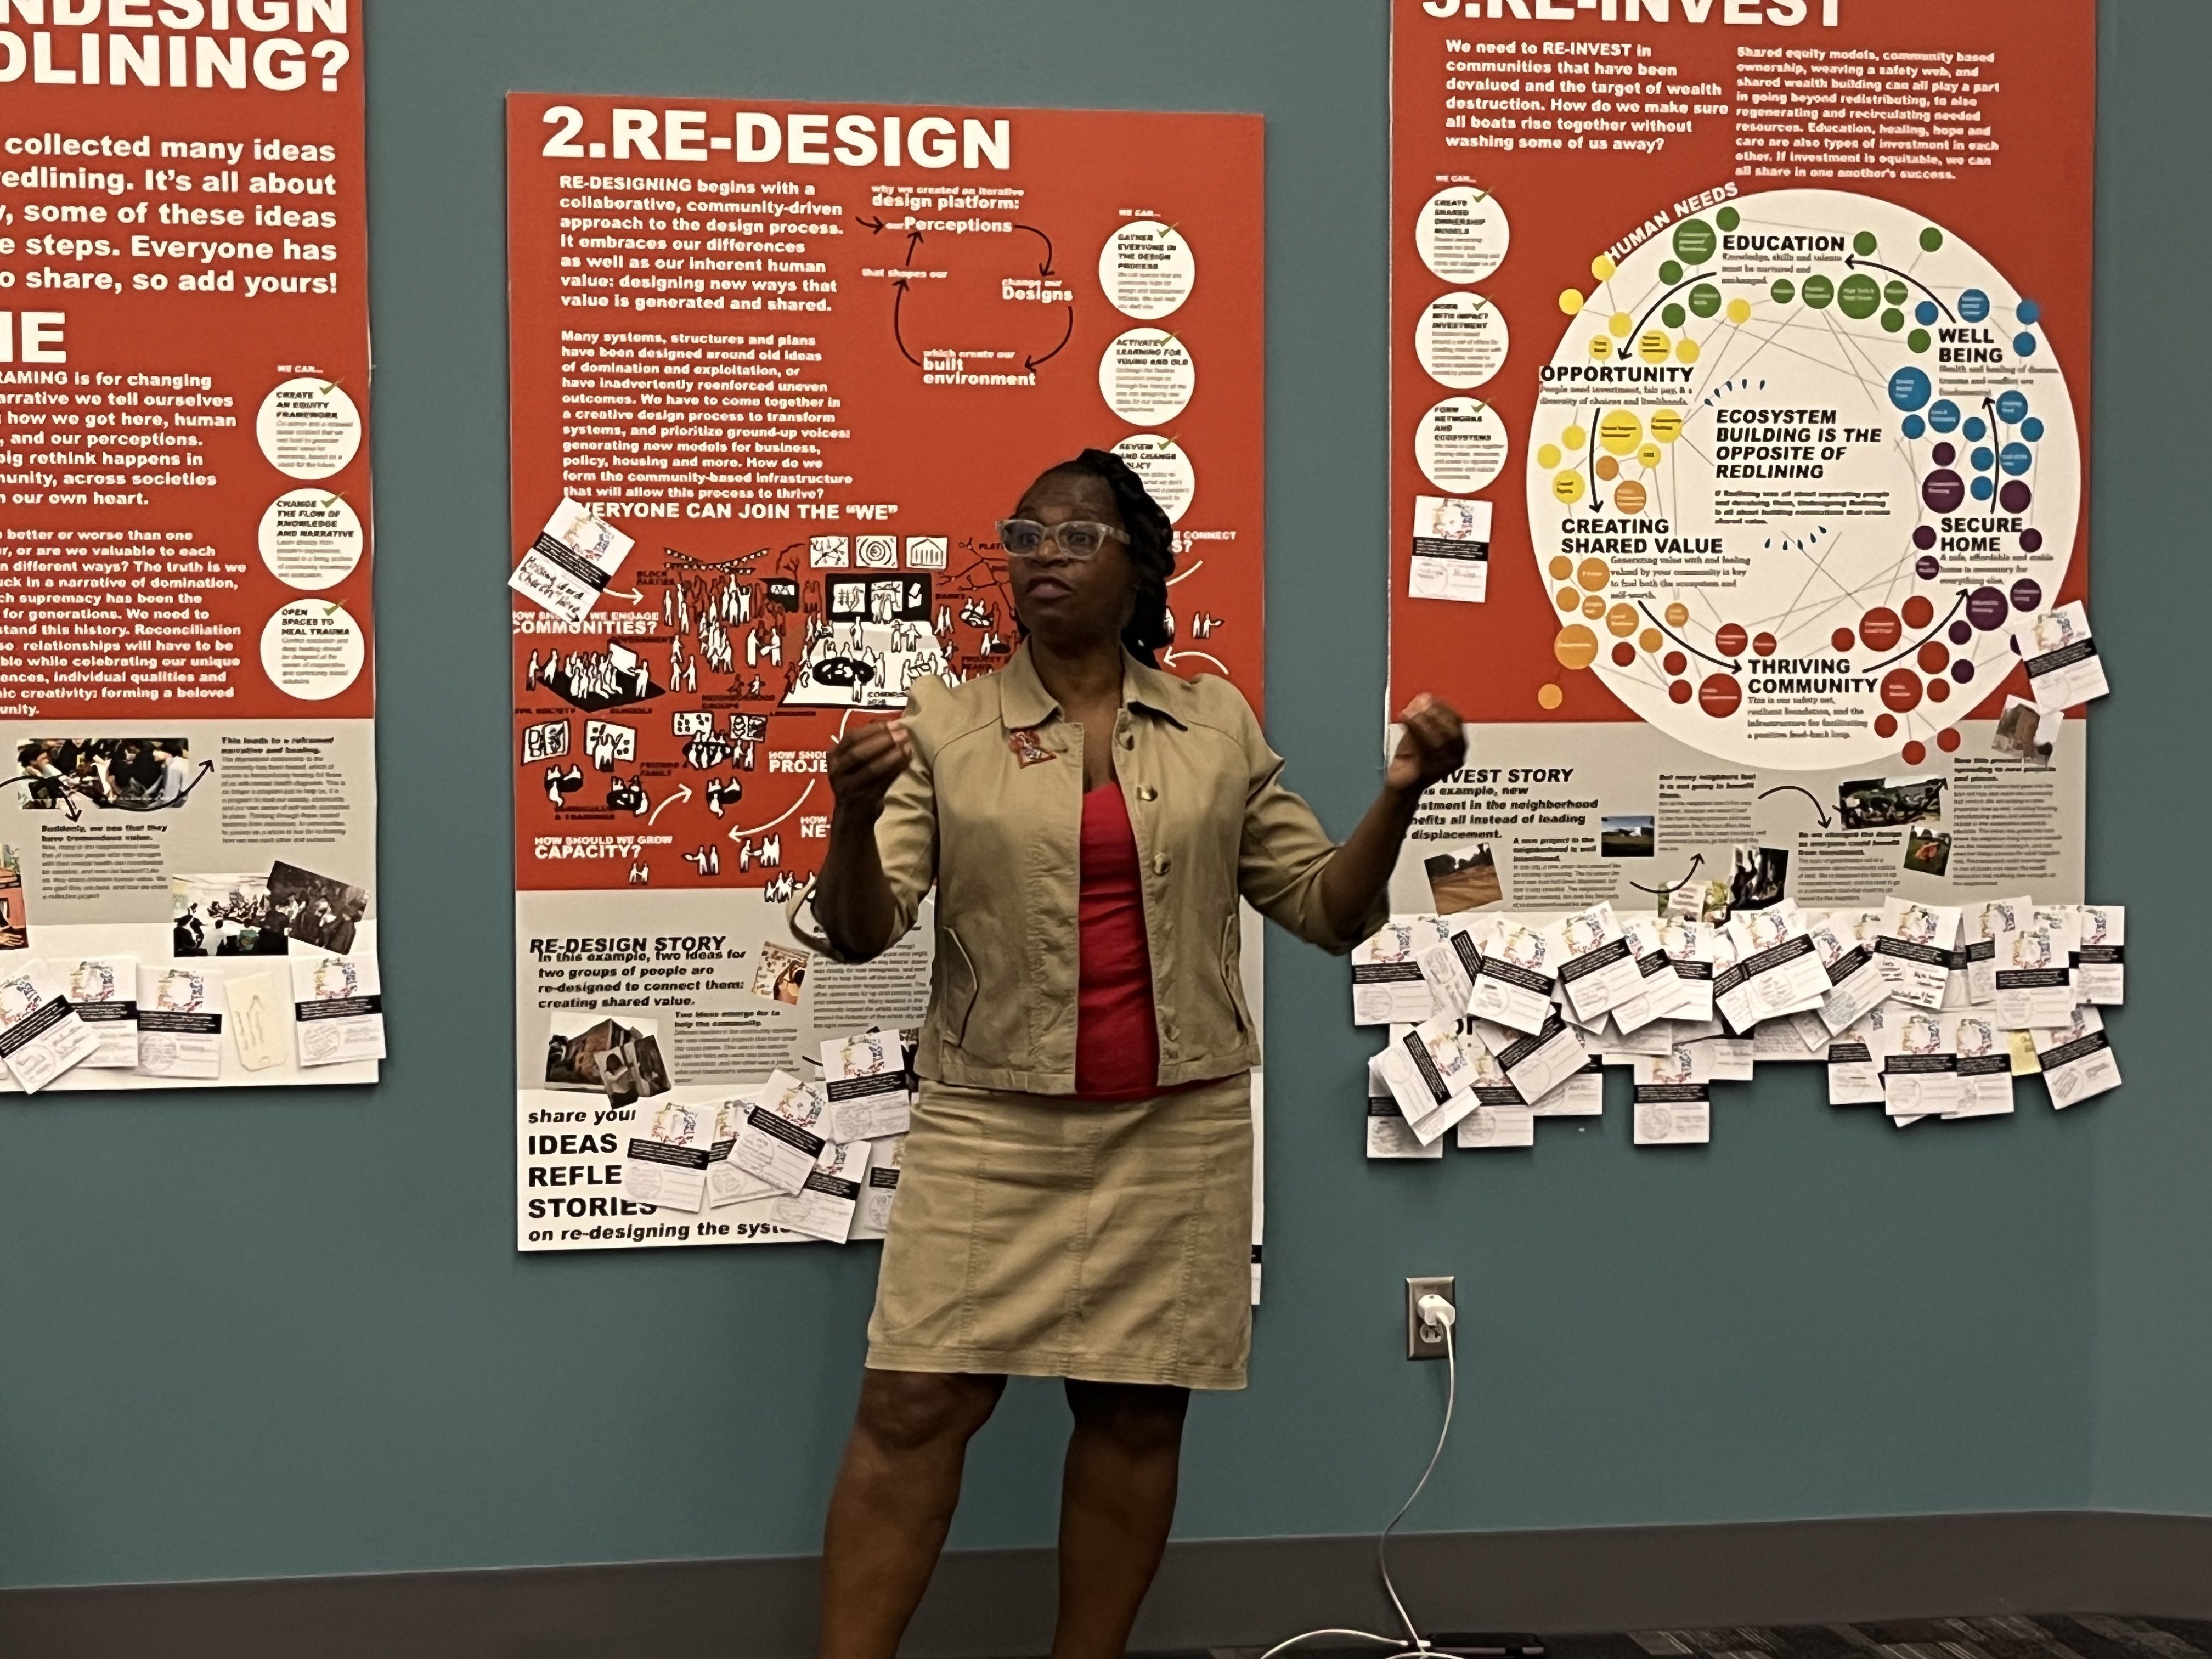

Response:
(819, 1368), (1007, 1659)
(1051, 1380), (1191, 1659)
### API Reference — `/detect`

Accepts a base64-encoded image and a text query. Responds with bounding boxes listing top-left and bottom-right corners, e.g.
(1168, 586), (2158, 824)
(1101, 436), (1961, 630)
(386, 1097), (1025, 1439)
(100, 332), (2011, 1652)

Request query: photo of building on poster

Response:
(1386, 0), (2097, 922)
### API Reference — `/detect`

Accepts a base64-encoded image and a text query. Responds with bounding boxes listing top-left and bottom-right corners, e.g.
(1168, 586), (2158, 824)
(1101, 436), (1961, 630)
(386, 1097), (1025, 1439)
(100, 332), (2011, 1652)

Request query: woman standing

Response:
(805, 449), (1466, 1659)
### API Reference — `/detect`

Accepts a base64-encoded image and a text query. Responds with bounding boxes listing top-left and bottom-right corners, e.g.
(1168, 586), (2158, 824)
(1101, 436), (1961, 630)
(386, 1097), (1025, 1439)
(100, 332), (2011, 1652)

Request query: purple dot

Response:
(1932, 442), (1957, 467)
(2021, 529), (2044, 553)
(1999, 480), (2033, 513)
(1922, 470), (1966, 513)
(1966, 586), (2010, 630)
(1912, 525), (1938, 550)
(1916, 555), (1941, 580)
(2011, 578), (2042, 611)
(1951, 659), (1976, 684)
(1949, 620), (1973, 645)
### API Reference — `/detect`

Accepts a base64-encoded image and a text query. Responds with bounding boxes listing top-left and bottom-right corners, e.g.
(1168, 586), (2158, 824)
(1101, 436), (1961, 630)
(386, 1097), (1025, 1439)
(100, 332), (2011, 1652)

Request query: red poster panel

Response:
(507, 96), (1265, 899)
(1389, 0), (2095, 911)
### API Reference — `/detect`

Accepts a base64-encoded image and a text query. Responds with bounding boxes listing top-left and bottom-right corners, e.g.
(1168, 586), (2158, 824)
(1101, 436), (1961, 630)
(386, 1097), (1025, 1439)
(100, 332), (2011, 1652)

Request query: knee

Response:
(1066, 1381), (1189, 1457)
(854, 1369), (1005, 1456)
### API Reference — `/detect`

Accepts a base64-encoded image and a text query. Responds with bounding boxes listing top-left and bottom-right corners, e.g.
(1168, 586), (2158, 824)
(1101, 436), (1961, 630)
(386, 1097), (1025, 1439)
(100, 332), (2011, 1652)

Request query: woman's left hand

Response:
(1386, 693), (1467, 794)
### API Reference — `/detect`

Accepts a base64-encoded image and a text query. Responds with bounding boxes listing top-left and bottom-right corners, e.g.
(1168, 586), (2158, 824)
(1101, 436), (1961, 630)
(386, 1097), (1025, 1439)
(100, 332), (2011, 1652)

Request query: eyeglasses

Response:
(996, 519), (1130, 562)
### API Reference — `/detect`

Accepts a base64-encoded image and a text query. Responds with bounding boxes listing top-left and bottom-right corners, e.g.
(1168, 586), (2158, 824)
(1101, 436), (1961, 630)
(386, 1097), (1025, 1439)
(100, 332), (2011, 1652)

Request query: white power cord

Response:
(1259, 1295), (1459, 1659)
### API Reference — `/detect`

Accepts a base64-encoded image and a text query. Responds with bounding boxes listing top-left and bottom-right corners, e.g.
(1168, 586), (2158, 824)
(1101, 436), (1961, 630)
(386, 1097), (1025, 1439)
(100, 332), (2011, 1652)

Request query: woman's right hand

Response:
(827, 719), (914, 826)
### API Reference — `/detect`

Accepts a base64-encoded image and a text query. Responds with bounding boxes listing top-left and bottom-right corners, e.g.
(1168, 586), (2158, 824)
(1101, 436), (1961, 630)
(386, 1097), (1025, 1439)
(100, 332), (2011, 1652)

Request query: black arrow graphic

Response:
(1844, 256), (1955, 323)
(891, 279), (922, 367)
(1025, 305), (1075, 372)
(1638, 602), (1743, 672)
(1757, 785), (1835, 830)
(904, 229), (925, 265)
(855, 214), (885, 235)
(1631, 852), (1704, 897)
(1626, 269), (1717, 349)
(1014, 223), (1055, 276)
(1866, 588), (1970, 672)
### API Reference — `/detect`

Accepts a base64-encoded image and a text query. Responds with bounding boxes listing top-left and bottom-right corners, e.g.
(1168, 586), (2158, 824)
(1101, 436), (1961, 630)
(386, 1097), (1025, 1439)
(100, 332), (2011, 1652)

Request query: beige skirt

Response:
(866, 1073), (1254, 1390)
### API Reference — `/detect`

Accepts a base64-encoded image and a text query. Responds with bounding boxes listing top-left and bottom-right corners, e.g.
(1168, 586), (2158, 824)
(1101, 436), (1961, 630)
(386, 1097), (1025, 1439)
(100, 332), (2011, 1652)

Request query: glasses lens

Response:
(1058, 524), (1106, 557)
(999, 520), (1045, 556)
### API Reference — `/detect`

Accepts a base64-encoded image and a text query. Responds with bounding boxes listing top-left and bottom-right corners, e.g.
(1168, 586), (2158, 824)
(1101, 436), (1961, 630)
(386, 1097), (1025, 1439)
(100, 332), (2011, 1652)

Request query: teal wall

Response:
(0, 0), (2194, 1591)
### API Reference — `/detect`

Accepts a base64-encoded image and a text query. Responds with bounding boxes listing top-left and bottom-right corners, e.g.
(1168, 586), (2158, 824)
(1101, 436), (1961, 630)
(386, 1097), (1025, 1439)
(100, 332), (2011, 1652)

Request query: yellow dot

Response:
(1675, 337), (1701, 364)
(1599, 410), (1644, 455)
(1537, 683), (1565, 710)
(1664, 601), (1691, 627)
(1581, 594), (1606, 620)
(1638, 443), (1662, 469)
(1605, 602), (1638, 638)
(1651, 408), (1685, 443)
(1537, 443), (1562, 470)
(1577, 557), (1611, 591)
(1726, 296), (1753, 324)
(1551, 470), (1587, 505)
(1609, 311), (1634, 339)
(1554, 625), (1599, 670)
(1559, 289), (1585, 315)
(1637, 330), (1672, 364)
(1561, 424), (1588, 450)
(1639, 628), (1663, 653)
(1590, 254), (1617, 281)
(1588, 335), (1613, 362)
(1548, 555), (1573, 581)
(1614, 479), (1649, 515)
(1555, 586), (1581, 612)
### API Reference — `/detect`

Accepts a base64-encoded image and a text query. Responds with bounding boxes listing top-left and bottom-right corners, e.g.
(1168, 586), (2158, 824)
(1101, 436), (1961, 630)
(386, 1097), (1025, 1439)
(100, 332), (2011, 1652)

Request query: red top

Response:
(1075, 783), (1162, 1100)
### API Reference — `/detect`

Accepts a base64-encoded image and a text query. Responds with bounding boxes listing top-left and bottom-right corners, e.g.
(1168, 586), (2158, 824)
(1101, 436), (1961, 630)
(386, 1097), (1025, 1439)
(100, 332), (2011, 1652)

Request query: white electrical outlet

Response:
(1405, 1275), (1455, 1361)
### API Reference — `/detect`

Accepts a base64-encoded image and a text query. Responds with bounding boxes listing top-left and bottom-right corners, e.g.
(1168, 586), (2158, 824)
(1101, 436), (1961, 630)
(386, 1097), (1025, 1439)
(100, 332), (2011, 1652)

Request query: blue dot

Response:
(1971, 476), (1996, 501)
(1916, 301), (1939, 326)
(1960, 289), (1991, 323)
(2015, 333), (2039, 357)
(1929, 400), (1961, 433)
(1972, 447), (1996, 472)
(2022, 417), (2045, 442)
(2017, 299), (2041, 324)
(1996, 390), (2029, 424)
(2001, 442), (2033, 476)
(1964, 417), (1987, 442)
(1889, 366), (1932, 412)
(1903, 415), (1926, 439)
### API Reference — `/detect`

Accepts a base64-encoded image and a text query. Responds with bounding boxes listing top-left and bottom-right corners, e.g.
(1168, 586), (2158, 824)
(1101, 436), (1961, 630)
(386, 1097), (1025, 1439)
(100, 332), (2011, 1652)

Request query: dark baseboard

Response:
(4, 1510), (2210, 1659)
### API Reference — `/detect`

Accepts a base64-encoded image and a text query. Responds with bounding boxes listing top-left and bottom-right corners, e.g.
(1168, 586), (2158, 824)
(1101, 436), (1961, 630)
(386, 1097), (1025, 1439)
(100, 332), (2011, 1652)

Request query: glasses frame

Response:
(995, 518), (1132, 562)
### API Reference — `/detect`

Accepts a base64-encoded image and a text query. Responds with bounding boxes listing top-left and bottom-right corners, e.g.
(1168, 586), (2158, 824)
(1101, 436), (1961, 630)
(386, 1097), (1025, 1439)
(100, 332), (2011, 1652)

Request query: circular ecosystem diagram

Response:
(1527, 189), (2078, 771)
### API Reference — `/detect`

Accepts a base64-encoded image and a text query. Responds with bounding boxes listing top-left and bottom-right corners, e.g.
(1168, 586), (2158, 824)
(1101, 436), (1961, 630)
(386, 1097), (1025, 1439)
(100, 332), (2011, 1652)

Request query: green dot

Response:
(1881, 308), (1905, 333)
(1853, 230), (1878, 257)
(1920, 227), (1944, 252)
(1838, 272), (1881, 319)
(1801, 274), (1835, 309)
(1883, 280), (1910, 307)
(1688, 283), (1723, 318)
(1771, 278), (1796, 305)
(1716, 206), (1741, 232)
(1908, 328), (1932, 353)
(1662, 303), (1686, 329)
(1660, 259), (1684, 285)
(1672, 218), (1717, 266)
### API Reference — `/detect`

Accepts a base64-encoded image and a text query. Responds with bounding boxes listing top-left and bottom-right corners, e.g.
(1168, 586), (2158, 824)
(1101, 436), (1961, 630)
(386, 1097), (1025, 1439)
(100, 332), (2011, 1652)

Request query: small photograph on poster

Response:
(601, 1027), (673, 1107)
(1838, 776), (1946, 831)
(269, 862), (368, 954)
(749, 944), (810, 1007)
(1600, 816), (1656, 859)
(1726, 846), (1789, 913)
(0, 849), (25, 952)
(545, 1012), (663, 1092)
(1993, 698), (2061, 766)
(1424, 844), (1502, 912)
(15, 738), (198, 814)
(1904, 827), (1954, 878)
(171, 875), (289, 958)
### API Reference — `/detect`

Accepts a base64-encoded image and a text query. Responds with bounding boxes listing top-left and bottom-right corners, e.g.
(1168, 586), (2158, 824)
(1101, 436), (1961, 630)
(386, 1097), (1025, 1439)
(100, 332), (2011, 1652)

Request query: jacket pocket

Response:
(1220, 912), (1248, 1035)
(940, 927), (980, 1046)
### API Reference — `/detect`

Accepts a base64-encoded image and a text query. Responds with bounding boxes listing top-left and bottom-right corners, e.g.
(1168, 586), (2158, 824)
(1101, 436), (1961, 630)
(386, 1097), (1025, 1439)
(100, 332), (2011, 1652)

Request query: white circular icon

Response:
(1099, 328), (1195, 425)
(258, 489), (364, 591)
(256, 376), (362, 480)
(1416, 186), (1510, 285)
(260, 600), (366, 699)
(1415, 397), (1510, 494)
(1112, 434), (1196, 524)
(1099, 220), (1196, 320)
(1416, 291), (1510, 390)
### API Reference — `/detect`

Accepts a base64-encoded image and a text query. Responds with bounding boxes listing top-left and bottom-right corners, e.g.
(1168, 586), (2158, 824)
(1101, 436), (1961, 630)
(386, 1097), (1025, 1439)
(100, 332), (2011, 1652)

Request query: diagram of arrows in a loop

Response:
(860, 211), (1077, 379)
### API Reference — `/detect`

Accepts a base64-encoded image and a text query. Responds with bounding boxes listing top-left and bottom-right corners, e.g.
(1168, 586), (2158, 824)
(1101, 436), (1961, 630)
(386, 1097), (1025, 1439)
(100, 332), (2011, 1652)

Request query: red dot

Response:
(1917, 640), (1950, 674)
(1936, 728), (1962, 753)
(1832, 628), (1857, 652)
(1699, 674), (1742, 718)
(1668, 679), (1694, 704)
(1663, 651), (1687, 676)
(1903, 595), (1936, 629)
(1611, 642), (1637, 667)
(1753, 632), (1778, 657)
(1881, 669), (1923, 712)
(1861, 608), (1903, 651)
(1927, 679), (1950, 703)
(1715, 623), (1749, 657)
(1875, 713), (1899, 738)
(1901, 741), (1927, 765)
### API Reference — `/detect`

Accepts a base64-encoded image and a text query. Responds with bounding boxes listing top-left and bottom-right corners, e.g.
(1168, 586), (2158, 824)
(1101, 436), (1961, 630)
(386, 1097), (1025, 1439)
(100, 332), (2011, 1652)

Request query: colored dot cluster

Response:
(1889, 379), (2048, 521)
(1540, 407), (1684, 512)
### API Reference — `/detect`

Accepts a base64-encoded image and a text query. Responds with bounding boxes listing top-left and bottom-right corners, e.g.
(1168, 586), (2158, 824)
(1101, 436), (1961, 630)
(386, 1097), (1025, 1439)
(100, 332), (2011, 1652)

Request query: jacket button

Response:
(1136, 785), (1158, 802)
(1152, 854), (1171, 876)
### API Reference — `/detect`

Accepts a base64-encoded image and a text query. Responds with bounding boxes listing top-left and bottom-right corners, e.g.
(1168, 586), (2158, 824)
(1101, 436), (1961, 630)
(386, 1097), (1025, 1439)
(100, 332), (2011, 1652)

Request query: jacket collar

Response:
(997, 642), (1190, 732)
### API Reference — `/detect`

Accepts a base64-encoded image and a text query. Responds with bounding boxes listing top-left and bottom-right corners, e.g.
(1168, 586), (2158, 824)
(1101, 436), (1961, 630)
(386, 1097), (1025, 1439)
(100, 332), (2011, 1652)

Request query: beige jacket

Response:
(799, 646), (1383, 1095)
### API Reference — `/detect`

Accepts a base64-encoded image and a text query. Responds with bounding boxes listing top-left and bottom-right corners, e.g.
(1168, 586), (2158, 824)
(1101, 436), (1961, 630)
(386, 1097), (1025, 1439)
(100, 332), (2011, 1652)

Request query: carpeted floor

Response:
(1202, 1616), (2212, 1659)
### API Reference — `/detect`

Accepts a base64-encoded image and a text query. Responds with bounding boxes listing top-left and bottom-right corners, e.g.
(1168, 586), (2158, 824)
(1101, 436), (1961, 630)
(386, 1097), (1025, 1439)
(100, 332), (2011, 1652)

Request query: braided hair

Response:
(1025, 448), (1177, 665)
